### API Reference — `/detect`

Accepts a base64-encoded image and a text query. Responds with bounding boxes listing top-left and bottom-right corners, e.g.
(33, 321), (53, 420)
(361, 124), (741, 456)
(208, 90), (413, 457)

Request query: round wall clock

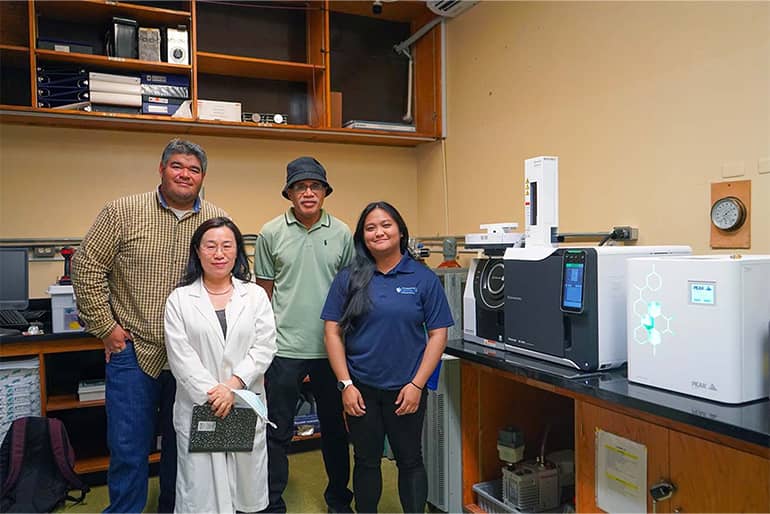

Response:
(710, 196), (747, 232)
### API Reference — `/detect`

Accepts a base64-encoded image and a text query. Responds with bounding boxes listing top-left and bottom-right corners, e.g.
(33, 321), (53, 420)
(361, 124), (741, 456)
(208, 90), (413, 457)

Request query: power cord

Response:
(599, 227), (629, 246)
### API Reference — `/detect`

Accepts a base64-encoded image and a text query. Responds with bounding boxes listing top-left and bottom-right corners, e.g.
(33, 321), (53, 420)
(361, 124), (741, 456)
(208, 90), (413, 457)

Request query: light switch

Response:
(758, 158), (770, 175)
(721, 161), (745, 178)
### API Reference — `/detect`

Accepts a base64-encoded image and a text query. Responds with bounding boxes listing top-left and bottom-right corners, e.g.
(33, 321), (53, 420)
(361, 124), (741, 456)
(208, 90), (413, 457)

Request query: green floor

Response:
(61, 449), (402, 513)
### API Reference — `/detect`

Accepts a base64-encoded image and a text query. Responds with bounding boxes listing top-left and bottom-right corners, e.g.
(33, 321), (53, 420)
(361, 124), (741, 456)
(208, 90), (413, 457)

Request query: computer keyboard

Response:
(0, 309), (28, 328)
(22, 310), (47, 321)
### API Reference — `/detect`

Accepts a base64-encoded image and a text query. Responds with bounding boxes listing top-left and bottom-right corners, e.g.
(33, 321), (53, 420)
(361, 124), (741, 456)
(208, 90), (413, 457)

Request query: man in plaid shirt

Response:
(72, 139), (227, 513)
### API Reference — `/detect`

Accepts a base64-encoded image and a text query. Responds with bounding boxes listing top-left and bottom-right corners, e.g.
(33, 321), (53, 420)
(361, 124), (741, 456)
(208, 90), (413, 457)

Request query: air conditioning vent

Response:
(422, 356), (462, 513)
(426, 0), (478, 17)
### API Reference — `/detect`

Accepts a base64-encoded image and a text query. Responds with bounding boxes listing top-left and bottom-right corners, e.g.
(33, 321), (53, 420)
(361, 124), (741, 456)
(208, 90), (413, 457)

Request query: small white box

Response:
(47, 285), (84, 333)
(197, 100), (242, 122)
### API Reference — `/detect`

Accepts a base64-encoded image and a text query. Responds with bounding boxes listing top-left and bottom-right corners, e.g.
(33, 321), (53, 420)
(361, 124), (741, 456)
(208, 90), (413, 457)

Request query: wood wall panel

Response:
(575, 401), (669, 513)
(412, 18), (440, 136)
(710, 179), (751, 249)
(669, 430), (770, 513)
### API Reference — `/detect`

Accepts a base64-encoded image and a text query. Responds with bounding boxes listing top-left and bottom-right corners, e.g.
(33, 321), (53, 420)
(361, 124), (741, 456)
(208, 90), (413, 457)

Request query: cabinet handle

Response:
(650, 480), (676, 513)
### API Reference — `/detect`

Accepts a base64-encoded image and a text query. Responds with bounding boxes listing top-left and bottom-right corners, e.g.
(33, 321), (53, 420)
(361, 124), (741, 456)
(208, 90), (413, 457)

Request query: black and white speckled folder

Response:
(188, 404), (257, 452)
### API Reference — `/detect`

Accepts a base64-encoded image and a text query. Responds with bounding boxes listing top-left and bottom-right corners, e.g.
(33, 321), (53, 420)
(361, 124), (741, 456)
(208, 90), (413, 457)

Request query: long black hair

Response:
(179, 217), (252, 286)
(338, 201), (409, 333)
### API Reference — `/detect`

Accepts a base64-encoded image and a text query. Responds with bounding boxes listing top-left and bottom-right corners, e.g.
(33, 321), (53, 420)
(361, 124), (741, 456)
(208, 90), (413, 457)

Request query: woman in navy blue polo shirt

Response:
(321, 201), (453, 513)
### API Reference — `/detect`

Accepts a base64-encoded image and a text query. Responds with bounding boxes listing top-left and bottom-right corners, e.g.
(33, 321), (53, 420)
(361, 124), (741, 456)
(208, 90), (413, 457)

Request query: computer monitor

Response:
(0, 247), (29, 310)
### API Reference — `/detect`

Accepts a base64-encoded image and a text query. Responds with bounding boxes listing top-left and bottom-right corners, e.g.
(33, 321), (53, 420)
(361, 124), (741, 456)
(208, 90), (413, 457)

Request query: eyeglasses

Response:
(289, 182), (325, 194)
(199, 243), (235, 255)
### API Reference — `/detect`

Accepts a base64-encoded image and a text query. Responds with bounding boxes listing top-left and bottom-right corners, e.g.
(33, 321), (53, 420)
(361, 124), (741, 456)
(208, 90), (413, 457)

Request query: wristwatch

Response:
(336, 379), (353, 392)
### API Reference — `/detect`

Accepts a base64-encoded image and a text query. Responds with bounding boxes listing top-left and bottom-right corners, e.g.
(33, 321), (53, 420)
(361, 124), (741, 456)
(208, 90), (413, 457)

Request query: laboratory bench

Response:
(444, 339), (770, 513)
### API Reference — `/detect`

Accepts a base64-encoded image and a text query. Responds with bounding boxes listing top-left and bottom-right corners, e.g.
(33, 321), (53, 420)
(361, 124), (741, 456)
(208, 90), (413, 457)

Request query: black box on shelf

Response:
(38, 39), (94, 54)
(106, 17), (138, 59)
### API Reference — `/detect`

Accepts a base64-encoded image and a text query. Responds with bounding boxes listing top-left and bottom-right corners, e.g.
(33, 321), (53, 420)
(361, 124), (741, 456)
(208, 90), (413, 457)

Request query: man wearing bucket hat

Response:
(254, 157), (354, 513)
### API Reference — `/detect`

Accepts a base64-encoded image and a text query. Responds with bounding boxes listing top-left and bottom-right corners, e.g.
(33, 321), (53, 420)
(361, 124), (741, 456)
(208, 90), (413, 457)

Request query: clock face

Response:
(710, 197), (746, 231)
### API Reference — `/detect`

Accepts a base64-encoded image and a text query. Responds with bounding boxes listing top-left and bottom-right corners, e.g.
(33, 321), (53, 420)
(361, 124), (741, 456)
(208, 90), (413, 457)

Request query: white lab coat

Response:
(164, 278), (277, 514)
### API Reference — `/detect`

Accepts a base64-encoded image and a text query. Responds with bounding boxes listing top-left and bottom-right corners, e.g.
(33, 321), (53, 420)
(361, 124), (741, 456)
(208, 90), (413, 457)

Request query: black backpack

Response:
(0, 417), (89, 513)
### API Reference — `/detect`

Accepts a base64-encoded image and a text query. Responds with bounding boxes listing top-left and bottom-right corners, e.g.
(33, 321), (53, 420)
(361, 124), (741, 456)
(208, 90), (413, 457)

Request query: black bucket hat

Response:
(282, 156), (333, 198)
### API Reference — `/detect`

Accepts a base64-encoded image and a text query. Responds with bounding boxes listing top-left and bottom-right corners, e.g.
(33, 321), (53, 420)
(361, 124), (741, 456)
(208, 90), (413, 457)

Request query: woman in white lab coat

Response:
(164, 216), (277, 513)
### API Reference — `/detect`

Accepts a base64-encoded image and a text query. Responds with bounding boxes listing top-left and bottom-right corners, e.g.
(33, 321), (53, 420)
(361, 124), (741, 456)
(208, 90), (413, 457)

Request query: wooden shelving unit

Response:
(74, 452), (160, 475)
(0, 107), (436, 146)
(197, 52), (323, 82)
(34, 0), (191, 26)
(47, 393), (105, 411)
(0, 0), (443, 146)
(1, 335), (326, 474)
(36, 48), (192, 73)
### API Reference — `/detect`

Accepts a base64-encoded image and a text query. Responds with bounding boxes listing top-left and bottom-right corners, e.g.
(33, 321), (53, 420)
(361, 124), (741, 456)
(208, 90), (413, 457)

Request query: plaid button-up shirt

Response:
(72, 190), (227, 377)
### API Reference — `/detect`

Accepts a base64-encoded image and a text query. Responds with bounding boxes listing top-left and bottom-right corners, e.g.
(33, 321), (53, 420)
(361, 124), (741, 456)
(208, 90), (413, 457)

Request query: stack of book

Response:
(140, 73), (190, 116)
(36, 65), (89, 109)
(87, 72), (141, 114)
(77, 379), (106, 402)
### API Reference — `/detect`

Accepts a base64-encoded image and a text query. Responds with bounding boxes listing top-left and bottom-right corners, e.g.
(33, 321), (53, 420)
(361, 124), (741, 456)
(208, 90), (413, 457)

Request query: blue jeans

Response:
(104, 342), (177, 513)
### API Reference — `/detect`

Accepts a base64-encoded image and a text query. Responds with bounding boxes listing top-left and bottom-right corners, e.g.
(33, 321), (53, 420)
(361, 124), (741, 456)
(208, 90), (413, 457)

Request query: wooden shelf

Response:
(47, 393), (105, 411)
(0, 107), (437, 147)
(75, 451), (160, 474)
(0, 44), (29, 54)
(35, 49), (191, 74)
(35, 0), (190, 26)
(0, 335), (101, 357)
(197, 52), (324, 82)
(0, 45), (30, 67)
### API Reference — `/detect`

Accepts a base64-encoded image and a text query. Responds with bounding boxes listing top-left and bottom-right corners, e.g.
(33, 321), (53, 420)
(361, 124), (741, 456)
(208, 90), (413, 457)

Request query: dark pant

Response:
(346, 382), (428, 514)
(262, 356), (353, 513)
(104, 342), (177, 513)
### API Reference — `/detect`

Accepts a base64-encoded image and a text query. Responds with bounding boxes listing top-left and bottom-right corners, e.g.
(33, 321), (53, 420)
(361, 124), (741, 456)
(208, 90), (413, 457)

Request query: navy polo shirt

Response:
(321, 253), (454, 390)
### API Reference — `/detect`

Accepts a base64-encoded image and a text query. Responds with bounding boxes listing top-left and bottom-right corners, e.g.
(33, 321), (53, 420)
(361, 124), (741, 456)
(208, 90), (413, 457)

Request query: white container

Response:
(47, 285), (84, 333)
(627, 255), (770, 403)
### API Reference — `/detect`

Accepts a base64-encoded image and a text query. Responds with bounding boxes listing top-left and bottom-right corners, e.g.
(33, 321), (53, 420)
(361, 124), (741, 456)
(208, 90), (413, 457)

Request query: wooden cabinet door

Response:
(669, 430), (770, 513)
(576, 401), (670, 513)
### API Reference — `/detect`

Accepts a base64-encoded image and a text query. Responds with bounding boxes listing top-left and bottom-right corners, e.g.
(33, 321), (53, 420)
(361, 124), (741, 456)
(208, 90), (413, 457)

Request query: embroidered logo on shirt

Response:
(396, 286), (418, 295)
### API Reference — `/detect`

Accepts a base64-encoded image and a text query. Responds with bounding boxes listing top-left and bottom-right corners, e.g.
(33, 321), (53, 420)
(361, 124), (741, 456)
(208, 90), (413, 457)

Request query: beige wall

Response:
(419, 1), (769, 256)
(3, 1), (769, 297)
(0, 125), (418, 297)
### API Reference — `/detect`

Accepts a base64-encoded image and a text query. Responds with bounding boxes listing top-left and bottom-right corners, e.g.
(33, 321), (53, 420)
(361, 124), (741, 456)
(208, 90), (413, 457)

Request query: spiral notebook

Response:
(188, 404), (257, 452)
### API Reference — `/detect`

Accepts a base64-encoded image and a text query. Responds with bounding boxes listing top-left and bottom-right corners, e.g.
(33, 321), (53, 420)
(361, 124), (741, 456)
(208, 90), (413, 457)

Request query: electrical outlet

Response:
(612, 226), (639, 241)
(33, 246), (57, 258)
(721, 161), (745, 178)
(758, 158), (770, 175)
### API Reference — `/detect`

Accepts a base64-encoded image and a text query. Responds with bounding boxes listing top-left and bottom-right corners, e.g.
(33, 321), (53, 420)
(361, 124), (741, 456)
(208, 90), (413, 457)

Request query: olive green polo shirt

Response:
(254, 209), (353, 358)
